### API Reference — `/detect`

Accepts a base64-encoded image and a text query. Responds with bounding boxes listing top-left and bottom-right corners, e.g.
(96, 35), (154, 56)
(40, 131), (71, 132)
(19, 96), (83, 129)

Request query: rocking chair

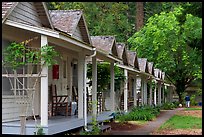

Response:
(49, 84), (71, 116)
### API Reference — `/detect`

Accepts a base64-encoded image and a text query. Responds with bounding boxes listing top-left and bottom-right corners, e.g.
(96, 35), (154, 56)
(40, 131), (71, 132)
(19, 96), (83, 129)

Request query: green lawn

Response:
(159, 115), (202, 130)
(184, 107), (202, 111)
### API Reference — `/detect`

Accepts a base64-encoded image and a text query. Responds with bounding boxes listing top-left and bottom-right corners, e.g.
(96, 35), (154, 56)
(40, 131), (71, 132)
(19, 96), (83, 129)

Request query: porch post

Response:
(141, 78), (144, 105)
(162, 84), (165, 103)
(110, 62), (115, 112)
(78, 53), (84, 118)
(124, 69), (128, 112)
(84, 56), (87, 127)
(133, 77), (137, 107)
(40, 35), (48, 127)
(154, 80), (157, 106)
(92, 56), (97, 116)
(149, 79), (152, 106)
(158, 81), (162, 105)
(144, 80), (147, 105)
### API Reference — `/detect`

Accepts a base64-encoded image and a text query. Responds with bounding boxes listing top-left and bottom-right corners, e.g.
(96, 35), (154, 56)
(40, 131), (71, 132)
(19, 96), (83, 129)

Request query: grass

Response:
(184, 107), (202, 111)
(159, 115), (202, 130)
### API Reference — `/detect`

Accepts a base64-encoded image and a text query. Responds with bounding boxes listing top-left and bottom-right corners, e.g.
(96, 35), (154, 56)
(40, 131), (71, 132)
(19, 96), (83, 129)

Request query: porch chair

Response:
(49, 84), (71, 116)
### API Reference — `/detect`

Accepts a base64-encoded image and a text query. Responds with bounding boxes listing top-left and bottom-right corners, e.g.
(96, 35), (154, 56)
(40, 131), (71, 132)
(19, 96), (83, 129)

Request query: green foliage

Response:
(3, 42), (60, 70)
(161, 102), (177, 110)
(185, 107), (202, 111)
(128, 6), (202, 102)
(159, 115), (202, 129)
(87, 62), (125, 92)
(190, 94), (197, 106)
(116, 105), (161, 122)
(80, 117), (101, 135)
(34, 125), (45, 135)
(46, 2), (136, 44)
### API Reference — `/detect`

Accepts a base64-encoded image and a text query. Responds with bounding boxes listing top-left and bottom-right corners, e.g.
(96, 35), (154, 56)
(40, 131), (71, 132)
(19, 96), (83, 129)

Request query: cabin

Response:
(2, 2), (174, 135)
(2, 2), (113, 135)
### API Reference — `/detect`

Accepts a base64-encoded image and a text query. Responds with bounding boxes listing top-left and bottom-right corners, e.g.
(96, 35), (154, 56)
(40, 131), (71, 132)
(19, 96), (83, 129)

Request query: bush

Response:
(115, 105), (161, 122)
(161, 102), (176, 110)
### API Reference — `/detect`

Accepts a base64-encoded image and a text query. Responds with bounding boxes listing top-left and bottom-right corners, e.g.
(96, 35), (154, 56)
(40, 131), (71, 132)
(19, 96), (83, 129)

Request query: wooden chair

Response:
(49, 84), (71, 116)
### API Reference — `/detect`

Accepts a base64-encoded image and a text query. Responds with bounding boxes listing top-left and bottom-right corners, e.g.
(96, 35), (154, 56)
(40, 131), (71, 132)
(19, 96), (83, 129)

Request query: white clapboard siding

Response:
(8, 2), (42, 27)
(2, 95), (32, 122)
(73, 25), (83, 42)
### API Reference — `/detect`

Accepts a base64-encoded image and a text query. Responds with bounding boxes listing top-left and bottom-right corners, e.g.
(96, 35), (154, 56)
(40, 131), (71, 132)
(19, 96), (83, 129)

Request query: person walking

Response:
(185, 95), (190, 108)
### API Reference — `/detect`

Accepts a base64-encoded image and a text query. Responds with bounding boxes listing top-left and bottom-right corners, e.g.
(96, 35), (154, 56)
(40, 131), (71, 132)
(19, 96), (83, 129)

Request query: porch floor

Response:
(2, 111), (114, 135)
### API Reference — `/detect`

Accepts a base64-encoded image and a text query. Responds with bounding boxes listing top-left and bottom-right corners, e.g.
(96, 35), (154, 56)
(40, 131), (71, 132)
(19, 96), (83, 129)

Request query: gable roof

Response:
(147, 62), (154, 76)
(49, 10), (91, 45)
(2, 2), (53, 28)
(116, 43), (128, 65)
(126, 50), (139, 70)
(138, 58), (148, 73)
(90, 36), (118, 57)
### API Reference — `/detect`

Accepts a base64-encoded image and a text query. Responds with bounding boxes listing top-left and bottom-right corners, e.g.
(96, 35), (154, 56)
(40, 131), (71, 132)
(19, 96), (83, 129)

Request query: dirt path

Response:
(108, 108), (184, 135)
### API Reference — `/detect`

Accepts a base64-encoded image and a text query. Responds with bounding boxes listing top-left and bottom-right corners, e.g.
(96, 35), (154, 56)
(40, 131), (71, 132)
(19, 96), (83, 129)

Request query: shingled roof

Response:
(138, 58), (148, 72)
(90, 36), (118, 57)
(116, 43), (128, 65)
(126, 50), (139, 69)
(49, 10), (91, 45)
(147, 62), (154, 75)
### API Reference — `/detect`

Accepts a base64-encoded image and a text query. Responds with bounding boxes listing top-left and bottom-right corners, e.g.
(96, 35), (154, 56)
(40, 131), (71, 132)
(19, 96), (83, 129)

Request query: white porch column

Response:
(158, 81), (162, 105)
(144, 80), (148, 105)
(162, 84), (165, 103)
(124, 69), (128, 112)
(67, 57), (72, 102)
(110, 62), (115, 112)
(92, 56), (97, 116)
(78, 53), (84, 118)
(40, 35), (48, 127)
(141, 78), (144, 105)
(84, 57), (88, 127)
(133, 77), (137, 107)
(154, 81), (157, 106)
(149, 79), (152, 106)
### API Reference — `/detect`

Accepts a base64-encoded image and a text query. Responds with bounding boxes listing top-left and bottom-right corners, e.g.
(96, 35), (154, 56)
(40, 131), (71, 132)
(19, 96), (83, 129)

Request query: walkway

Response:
(109, 108), (184, 135)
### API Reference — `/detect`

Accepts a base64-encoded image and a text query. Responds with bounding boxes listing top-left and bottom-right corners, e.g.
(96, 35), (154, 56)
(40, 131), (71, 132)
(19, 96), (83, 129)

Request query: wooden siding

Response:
(2, 96), (32, 122)
(73, 25), (83, 42)
(8, 2), (42, 27)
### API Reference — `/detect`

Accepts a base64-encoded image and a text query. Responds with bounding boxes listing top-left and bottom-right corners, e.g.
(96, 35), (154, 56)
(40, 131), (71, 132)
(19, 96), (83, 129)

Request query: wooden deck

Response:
(2, 111), (113, 135)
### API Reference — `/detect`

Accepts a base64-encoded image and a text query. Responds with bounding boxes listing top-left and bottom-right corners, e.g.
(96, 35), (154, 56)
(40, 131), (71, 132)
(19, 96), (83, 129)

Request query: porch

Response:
(2, 111), (113, 135)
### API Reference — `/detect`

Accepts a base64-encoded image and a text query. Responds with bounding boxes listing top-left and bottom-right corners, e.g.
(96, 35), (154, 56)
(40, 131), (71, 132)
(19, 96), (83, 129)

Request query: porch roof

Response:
(49, 10), (91, 45)
(126, 50), (139, 70)
(90, 36), (121, 62)
(116, 43), (128, 65)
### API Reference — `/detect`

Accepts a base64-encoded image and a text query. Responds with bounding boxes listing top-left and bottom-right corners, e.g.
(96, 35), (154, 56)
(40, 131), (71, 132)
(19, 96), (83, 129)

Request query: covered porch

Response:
(2, 111), (113, 135)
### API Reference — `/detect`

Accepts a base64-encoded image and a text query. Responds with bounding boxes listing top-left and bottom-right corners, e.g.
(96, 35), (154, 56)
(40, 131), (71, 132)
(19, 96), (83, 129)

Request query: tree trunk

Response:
(175, 80), (186, 104)
(136, 2), (144, 31)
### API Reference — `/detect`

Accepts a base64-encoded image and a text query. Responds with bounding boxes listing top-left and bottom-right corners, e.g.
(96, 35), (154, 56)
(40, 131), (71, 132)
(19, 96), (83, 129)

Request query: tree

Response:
(46, 2), (135, 44)
(2, 38), (59, 134)
(128, 6), (202, 103)
(136, 2), (144, 31)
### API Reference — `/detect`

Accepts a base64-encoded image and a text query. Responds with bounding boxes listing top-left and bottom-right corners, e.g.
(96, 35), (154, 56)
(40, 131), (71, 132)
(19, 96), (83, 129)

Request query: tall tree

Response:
(128, 6), (202, 103)
(47, 2), (136, 44)
(136, 2), (144, 31)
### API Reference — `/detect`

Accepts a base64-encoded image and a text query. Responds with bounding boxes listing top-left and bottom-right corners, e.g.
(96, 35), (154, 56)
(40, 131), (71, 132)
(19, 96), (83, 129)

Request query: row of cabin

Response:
(2, 2), (175, 135)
